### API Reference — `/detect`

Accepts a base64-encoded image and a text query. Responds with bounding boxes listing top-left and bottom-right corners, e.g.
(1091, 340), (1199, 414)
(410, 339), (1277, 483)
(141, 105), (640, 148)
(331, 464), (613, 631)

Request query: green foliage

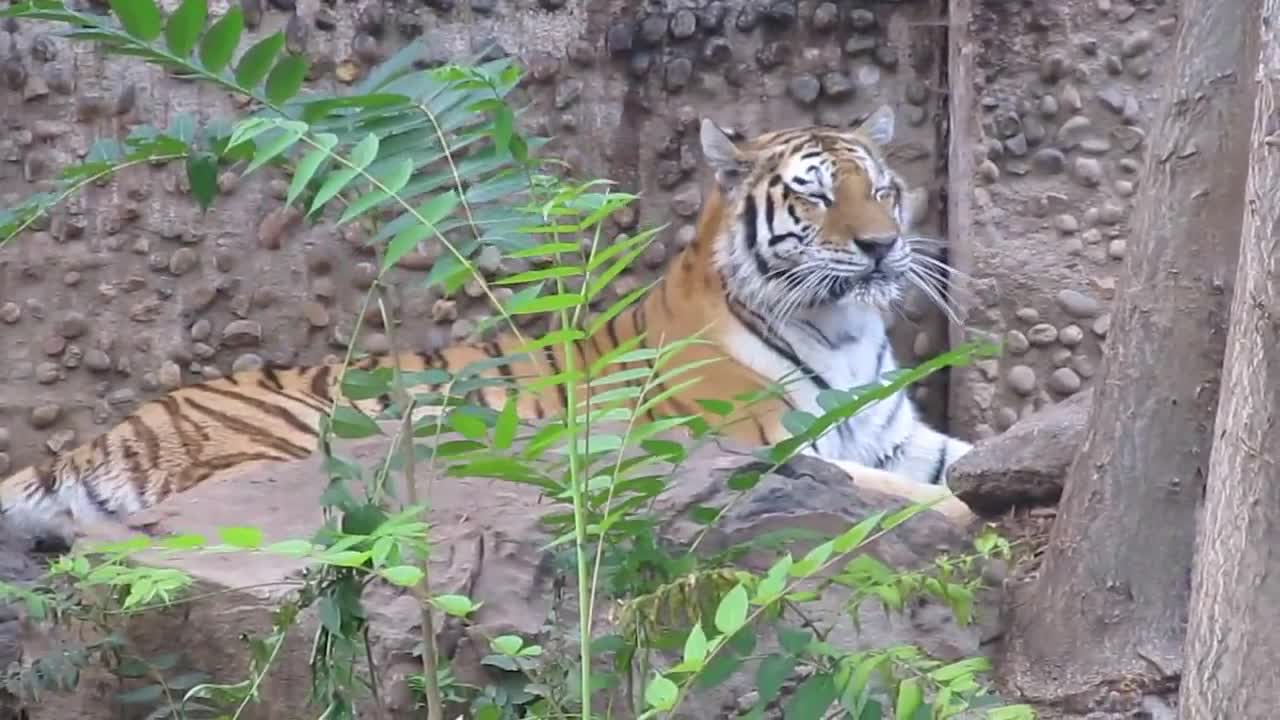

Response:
(0, 2), (1033, 720)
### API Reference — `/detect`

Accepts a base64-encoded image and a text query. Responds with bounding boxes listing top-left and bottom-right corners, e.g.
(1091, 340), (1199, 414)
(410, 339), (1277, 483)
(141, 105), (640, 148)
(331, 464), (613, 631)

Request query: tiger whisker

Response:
(906, 268), (969, 327)
(911, 253), (975, 282)
(779, 269), (836, 325)
(908, 262), (976, 306)
(773, 271), (830, 327)
(908, 262), (974, 306)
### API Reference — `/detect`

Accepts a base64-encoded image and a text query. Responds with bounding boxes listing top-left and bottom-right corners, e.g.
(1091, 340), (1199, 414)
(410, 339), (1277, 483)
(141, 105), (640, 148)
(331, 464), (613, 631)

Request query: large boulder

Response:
(6, 436), (1006, 719)
(948, 390), (1092, 516)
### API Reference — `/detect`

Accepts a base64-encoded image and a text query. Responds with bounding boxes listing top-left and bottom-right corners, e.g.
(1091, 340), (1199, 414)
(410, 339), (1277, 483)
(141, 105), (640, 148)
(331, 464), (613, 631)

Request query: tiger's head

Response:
(699, 105), (930, 317)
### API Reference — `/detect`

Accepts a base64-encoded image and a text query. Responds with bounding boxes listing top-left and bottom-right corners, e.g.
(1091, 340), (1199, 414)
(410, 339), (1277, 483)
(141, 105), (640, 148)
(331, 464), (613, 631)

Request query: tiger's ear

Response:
(700, 118), (748, 190)
(859, 104), (896, 146)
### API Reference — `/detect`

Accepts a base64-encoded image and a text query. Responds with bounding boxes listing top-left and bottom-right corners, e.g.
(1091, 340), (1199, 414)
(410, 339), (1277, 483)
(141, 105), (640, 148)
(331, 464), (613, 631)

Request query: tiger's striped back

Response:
(0, 236), (794, 547)
(0, 104), (973, 548)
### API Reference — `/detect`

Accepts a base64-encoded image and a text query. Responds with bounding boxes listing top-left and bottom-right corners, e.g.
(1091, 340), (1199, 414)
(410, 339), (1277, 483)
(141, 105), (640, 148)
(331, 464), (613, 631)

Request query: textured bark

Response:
(1178, 10), (1280, 718)
(999, 0), (1262, 705)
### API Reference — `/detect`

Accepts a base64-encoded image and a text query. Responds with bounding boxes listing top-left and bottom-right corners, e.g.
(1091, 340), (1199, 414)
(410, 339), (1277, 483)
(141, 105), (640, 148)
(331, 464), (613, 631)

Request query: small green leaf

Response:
(881, 503), (928, 531)
(218, 526), (263, 549)
(492, 634), (524, 656)
(690, 505), (722, 525)
(777, 627), (812, 654)
(417, 189), (462, 226)
(381, 565), (425, 587)
(286, 133), (338, 208)
(974, 527), (999, 555)
(225, 116), (271, 150)
(833, 512), (887, 553)
(348, 132), (380, 169)
(506, 292), (583, 315)
(894, 678), (922, 720)
(186, 152), (218, 211)
(317, 596), (342, 633)
(381, 191), (459, 270)
(493, 265), (583, 286)
(234, 31), (285, 89)
(871, 584), (903, 611)
(714, 584), (749, 635)
(370, 537), (394, 568)
(682, 623), (708, 670)
(754, 557), (790, 604)
(109, 0), (162, 41)
(331, 406), (381, 439)
(265, 53), (309, 104)
(756, 653), (795, 703)
(318, 550), (369, 567)
(424, 252), (471, 293)
(335, 159), (414, 226)
(339, 366), (393, 401)
(928, 657), (991, 683)
(782, 410), (818, 437)
(265, 539), (313, 556)
(696, 398), (735, 416)
(785, 672), (837, 720)
(492, 105), (514, 152)
(164, 0), (207, 57)
(644, 675), (678, 711)
(379, 156), (415, 195)
(310, 168), (361, 216)
(493, 396), (519, 450)
(158, 533), (207, 550)
(791, 540), (835, 578)
(306, 133), (378, 216)
(432, 594), (477, 617)
(448, 411), (488, 440)
(243, 120), (307, 176)
(727, 467), (762, 491)
(199, 7), (243, 74)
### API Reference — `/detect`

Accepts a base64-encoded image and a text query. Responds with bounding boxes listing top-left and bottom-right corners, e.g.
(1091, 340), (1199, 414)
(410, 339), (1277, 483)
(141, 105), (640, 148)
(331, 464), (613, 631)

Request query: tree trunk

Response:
(1177, 9), (1280, 717)
(998, 0), (1262, 707)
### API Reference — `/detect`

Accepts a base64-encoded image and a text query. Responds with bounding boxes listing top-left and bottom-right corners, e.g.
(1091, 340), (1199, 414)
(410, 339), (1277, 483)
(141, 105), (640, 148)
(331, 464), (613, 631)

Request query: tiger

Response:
(0, 104), (974, 551)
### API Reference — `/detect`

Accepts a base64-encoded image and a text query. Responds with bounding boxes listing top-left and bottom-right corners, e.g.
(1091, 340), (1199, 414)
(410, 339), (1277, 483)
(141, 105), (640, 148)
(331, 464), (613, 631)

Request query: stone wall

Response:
(4, 0), (1188, 473)
(947, 0), (1178, 438)
(0, 0), (954, 473)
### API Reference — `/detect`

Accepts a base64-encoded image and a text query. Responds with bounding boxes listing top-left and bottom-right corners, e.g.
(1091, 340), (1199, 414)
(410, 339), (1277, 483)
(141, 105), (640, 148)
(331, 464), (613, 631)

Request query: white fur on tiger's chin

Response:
(821, 457), (977, 528)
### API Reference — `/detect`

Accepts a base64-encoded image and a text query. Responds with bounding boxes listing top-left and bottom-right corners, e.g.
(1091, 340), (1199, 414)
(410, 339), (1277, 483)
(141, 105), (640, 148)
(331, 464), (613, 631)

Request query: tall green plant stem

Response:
(560, 326), (593, 719)
(552, 270), (593, 720)
(374, 282), (444, 720)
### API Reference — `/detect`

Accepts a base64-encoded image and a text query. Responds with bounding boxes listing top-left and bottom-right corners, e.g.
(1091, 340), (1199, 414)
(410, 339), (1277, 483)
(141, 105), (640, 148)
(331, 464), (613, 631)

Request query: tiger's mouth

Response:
(818, 270), (904, 307)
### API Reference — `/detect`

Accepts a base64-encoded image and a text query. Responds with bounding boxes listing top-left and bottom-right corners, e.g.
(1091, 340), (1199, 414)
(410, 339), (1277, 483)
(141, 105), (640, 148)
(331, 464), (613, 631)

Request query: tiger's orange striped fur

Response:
(0, 105), (975, 548)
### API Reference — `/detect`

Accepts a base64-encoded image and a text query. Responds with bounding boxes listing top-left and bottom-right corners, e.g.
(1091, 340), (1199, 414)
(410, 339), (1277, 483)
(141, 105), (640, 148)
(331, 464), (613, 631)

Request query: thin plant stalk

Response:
(375, 282), (444, 720)
(559, 298), (593, 719)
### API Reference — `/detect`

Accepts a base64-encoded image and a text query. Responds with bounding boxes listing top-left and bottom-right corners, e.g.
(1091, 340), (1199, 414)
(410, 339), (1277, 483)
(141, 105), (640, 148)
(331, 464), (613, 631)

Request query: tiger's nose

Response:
(854, 237), (897, 262)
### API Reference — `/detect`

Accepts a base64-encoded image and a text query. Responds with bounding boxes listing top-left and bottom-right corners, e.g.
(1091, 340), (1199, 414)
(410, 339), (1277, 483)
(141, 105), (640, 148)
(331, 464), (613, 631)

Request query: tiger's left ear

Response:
(700, 118), (749, 190)
(859, 105), (896, 146)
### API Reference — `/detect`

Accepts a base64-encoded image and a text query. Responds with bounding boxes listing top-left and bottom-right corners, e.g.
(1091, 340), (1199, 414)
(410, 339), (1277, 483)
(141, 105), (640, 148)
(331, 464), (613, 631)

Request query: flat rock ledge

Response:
(948, 391), (1091, 516)
(4, 437), (1006, 719)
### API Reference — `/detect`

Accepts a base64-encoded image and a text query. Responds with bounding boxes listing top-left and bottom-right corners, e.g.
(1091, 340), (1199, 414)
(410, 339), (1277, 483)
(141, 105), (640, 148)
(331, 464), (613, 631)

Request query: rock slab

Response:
(5, 436), (1002, 719)
(949, 390), (1091, 515)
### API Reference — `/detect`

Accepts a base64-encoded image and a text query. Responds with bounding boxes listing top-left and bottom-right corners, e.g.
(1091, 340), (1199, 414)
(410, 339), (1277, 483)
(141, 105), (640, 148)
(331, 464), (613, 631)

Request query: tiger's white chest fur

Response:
(722, 300), (971, 486)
